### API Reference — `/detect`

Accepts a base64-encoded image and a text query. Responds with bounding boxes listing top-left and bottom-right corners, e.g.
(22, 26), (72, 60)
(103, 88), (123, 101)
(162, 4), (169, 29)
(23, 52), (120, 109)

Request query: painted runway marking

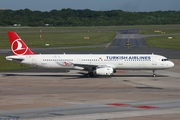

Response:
(106, 103), (130, 107)
(133, 105), (158, 109)
(106, 103), (158, 109)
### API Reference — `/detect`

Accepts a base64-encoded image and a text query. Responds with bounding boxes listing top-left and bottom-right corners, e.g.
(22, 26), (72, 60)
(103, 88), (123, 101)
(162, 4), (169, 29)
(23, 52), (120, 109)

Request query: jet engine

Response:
(95, 67), (113, 76)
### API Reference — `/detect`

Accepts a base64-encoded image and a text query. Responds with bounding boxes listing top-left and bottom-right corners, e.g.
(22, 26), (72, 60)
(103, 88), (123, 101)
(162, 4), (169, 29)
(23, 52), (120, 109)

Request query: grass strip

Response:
(145, 35), (180, 49)
(0, 31), (115, 49)
(0, 56), (31, 71)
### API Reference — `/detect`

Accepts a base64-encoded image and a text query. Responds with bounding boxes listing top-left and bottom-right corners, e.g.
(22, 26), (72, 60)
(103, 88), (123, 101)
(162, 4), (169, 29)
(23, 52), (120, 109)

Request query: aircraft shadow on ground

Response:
(2, 73), (168, 78)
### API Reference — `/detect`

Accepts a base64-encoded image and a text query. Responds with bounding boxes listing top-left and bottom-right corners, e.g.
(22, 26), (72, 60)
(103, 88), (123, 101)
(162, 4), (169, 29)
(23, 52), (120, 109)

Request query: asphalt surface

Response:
(0, 69), (180, 120)
(110, 29), (147, 47)
(1, 98), (180, 119)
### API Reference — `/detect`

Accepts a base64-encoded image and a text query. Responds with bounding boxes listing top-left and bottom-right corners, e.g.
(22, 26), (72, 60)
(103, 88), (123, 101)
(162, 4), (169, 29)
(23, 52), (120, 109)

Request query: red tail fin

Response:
(7, 32), (34, 55)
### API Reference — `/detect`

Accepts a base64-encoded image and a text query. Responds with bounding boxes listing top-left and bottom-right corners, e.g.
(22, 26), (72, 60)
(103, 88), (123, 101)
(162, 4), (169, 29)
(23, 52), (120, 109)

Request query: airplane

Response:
(6, 32), (174, 77)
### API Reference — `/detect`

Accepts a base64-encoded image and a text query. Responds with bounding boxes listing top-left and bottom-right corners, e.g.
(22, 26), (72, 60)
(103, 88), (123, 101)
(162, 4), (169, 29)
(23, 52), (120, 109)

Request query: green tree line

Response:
(0, 8), (180, 26)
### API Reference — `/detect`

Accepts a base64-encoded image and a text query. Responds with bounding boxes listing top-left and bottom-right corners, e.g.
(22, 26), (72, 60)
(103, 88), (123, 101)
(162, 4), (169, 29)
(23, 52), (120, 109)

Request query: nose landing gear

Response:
(152, 70), (156, 77)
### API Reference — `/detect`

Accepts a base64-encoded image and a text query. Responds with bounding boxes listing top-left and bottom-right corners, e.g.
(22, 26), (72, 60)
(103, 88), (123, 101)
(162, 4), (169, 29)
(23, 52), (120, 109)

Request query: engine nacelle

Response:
(95, 67), (113, 76)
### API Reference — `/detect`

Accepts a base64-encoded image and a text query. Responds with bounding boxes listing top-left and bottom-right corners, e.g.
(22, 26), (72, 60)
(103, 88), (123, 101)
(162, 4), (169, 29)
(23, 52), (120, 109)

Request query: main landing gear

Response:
(86, 71), (95, 77)
(152, 70), (156, 77)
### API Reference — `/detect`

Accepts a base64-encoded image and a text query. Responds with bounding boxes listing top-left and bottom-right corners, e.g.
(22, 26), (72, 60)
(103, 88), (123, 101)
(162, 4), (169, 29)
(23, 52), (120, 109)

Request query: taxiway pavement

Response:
(0, 64), (180, 120)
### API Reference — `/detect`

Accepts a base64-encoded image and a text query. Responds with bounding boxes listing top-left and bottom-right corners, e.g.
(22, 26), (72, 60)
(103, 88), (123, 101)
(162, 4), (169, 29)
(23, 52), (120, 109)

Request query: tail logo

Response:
(11, 39), (28, 55)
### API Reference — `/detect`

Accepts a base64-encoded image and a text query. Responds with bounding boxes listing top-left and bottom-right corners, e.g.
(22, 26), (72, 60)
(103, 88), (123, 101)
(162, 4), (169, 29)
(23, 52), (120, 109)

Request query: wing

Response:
(73, 63), (113, 71)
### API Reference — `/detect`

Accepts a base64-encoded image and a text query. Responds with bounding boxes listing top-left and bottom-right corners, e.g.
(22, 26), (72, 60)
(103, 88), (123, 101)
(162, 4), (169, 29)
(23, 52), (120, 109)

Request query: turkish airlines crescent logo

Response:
(64, 62), (69, 66)
(11, 39), (28, 55)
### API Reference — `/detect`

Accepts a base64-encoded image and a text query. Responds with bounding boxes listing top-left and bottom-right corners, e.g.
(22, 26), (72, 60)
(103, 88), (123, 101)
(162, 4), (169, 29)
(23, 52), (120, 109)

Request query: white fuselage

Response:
(6, 32), (175, 76)
(6, 54), (174, 70)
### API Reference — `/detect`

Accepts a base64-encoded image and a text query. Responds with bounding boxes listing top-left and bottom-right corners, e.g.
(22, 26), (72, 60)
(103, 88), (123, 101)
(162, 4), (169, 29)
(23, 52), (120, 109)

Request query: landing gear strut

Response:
(86, 71), (95, 77)
(152, 70), (156, 77)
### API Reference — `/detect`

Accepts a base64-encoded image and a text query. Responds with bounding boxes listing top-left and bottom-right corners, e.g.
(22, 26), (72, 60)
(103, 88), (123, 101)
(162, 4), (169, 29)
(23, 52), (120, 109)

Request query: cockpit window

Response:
(162, 59), (168, 61)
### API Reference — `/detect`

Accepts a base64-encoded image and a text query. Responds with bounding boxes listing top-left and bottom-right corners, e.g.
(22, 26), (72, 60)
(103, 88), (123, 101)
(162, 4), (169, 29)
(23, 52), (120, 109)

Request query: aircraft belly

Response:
(139, 64), (146, 69)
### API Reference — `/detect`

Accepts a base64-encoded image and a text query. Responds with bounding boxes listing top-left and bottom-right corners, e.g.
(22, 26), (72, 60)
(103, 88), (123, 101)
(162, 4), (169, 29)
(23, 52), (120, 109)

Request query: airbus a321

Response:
(6, 32), (174, 77)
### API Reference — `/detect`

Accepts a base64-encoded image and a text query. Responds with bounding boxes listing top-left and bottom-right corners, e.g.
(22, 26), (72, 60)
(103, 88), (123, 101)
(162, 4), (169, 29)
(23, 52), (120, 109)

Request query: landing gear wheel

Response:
(152, 70), (156, 77)
(85, 73), (89, 77)
(89, 72), (94, 77)
(86, 72), (94, 77)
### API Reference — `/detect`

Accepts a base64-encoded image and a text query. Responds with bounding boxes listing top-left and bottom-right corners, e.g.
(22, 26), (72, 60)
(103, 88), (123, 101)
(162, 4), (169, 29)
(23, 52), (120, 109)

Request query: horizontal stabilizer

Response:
(6, 56), (24, 61)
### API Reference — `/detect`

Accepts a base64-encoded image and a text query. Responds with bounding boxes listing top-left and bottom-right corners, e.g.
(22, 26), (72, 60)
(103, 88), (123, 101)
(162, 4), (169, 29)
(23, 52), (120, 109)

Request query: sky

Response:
(0, 0), (180, 12)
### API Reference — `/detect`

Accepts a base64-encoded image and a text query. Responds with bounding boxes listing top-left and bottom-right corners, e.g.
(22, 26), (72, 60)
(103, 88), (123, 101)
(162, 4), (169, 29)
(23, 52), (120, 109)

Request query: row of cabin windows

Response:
(81, 59), (102, 61)
(43, 59), (73, 61)
(124, 59), (151, 61)
(105, 59), (151, 61)
(82, 59), (151, 61)
(43, 59), (151, 62)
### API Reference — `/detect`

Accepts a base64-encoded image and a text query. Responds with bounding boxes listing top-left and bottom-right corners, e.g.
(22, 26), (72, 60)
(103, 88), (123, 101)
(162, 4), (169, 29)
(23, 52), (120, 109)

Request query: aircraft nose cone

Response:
(170, 61), (174, 67)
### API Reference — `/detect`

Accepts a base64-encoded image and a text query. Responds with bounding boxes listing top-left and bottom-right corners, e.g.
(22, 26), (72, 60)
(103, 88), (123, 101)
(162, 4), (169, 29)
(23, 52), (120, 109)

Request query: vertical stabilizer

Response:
(7, 32), (34, 55)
